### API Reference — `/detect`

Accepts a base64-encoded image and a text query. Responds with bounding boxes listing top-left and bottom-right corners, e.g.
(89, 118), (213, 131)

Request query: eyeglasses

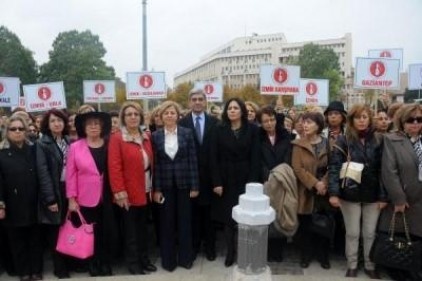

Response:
(125, 112), (140, 117)
(405, 117), (422, 124)
(191, 97), (205, 102)
(8, 127), (25, 132)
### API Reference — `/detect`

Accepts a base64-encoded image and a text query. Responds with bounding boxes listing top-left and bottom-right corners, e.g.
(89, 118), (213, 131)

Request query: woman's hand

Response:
(68, 198), (79, 212)
(190, 190), (199, 198)
(329, 196), (341, 208)
(0, 209), (5, 219)
(394, 203), (409, 213)
(314, 181), (327, 196)
(378, 202), (388, 210)
(48, 203), (59, 213)
(153, 191), (164, 204)
(213, 186), (223, 197)
(117, 198), (130, 211)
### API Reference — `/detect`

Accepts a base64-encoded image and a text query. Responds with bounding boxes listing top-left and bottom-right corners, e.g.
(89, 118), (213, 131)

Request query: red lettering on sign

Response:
(361, 80), (393, 87)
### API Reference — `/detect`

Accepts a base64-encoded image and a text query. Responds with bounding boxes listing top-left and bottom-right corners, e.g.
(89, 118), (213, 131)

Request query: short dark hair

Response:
(302, 112), (325, 134)
(40, 109), (69, 137)
(258, 105), (276, 123)
(221, 98), (248, 125)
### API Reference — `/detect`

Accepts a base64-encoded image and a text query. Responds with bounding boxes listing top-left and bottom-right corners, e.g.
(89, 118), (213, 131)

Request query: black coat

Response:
(0, 141), (39, 227)
(328, 132), (386, 203)
(179, 113), (218, 205)
(210, 122), (261, 224)
(260, 126), (293, 183)
(36, 134), (69, 225)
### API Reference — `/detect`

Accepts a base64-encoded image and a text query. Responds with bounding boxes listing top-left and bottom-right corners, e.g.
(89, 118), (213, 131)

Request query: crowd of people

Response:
(0, 90), (421, 281)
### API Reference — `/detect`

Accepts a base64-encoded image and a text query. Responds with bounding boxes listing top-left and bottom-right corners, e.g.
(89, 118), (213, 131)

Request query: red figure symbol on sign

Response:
(0, 83), (4, 95)
(380, 51), (392, 58)
(273, 68), (288, 84)
(370, 61), (386, 78)
(139, 74), (153, 89)
(306, 82), (318, 95)
(38, 87), (52, 101)
(204, 84), (214, 95)
(94, 83), (105, 95)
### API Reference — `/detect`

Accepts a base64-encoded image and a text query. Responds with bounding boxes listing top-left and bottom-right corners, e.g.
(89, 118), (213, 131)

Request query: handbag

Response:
(56, 210), (94, 259)
(370, 212), (421, 272)
(309, 211), (336, 240)
(333, 139), (364, 186)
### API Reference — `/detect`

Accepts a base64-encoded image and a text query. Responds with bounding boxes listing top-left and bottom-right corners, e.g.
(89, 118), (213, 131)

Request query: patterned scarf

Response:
(411, 136), (422, 181)
(56, 137), (69, 181)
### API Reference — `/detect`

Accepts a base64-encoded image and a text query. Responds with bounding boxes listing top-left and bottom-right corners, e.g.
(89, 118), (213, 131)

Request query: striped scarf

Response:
(56, 137), (69, 181)
(411, 137), (422, 181)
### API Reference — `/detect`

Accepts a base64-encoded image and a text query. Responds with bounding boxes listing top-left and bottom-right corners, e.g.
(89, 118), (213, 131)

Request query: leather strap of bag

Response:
(66, 210), (88, 225)
(333, 137), (351, 188)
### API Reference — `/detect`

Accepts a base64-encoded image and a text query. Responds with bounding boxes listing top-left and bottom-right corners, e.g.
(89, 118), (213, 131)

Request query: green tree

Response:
(39, 30), (115, 109)
(0, 26), (38, 84)
(167, 82), (193, 108)
(295, 43), (344, 101)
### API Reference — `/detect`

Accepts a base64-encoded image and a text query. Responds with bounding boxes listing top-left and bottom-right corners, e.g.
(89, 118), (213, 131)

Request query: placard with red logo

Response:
(193, 81), (223, 102)
(83, 80), (116, 103)
(260, 64), (300, 95)
(11, 97), (26, 111)
(368, 48), (403, 70)
(354, 58), (400, 90)
(0, 77), (20, 107)
(294, 79), (329, 106)
(23, 82), (67, 112)
(126, 72), (166, 100)
(408, 64), (422, 90)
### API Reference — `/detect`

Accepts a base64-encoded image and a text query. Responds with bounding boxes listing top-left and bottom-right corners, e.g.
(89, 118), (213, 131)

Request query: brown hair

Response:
(302, 112), (325, 134)
(119, 101), (144, 128)
(159, 101), (181, 119)
(394, 103), (422, 132)
(346, 104), (374, 141)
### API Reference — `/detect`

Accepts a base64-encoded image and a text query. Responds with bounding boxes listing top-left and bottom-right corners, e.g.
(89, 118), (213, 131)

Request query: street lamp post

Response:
(142, 0), (149, 111)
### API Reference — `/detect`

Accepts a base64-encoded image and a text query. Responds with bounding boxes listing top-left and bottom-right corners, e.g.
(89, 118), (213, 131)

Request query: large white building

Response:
(174, 33), (353, 91)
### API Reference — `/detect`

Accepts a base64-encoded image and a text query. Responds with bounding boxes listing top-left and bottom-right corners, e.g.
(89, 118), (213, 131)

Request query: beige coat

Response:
(378, 133), (422, 237)
(291, 138), (328, 214)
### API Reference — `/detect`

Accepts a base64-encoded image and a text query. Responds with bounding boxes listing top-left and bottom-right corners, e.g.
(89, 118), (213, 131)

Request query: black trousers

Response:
(297, 214), (330, 261)
(121, 205), (149, 268)
(7, 224), (43, 277)
(44, 224), (70, 275)
(159, 188), (193, 270)
(191, 201), (215, 254)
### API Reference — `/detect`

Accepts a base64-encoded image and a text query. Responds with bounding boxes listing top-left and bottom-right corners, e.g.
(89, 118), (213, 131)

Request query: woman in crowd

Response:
(66, 111), (113, 277)
(378, 104), (422, 281)
(108, 102), (156, 275)
(148, 106), (164, 133)
(259, 105), (292, 262)
(210, 97), (261, 267)
(152, 101), (199, 271)
(328, 104), (386, 279)
(28, 123), (40, 142)
(109, 111), (120, 134)
(292, 114), (305, 139)
(375, 109), (390, 134)
(36, 109), (71, 279)
(0, 115), (43, 281)
(245, 101), (259, 125)
(284, 115), (294, 134)
(291, 112), (331, 269)
(323, 101), (347, 148)
(67, 113), (78, 142)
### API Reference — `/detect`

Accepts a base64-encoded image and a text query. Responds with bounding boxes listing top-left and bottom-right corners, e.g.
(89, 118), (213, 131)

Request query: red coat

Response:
(108, 130), (153, 206)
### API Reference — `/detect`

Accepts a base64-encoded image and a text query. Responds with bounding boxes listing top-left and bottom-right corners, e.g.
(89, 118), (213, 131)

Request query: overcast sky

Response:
(1, 0), (421, 86)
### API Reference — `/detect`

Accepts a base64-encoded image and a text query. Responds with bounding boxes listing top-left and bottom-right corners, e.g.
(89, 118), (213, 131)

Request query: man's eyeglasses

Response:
(8, 127), (25, 132)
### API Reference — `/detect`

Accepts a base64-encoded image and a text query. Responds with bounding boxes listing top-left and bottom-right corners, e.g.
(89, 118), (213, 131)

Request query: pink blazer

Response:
(66, 139), (103, 207)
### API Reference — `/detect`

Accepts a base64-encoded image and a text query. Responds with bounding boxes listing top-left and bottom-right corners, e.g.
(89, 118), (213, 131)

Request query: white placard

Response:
(83, 80), (116, 103)
(11, 97), (26, 112)
(126, 72), (166, 100)
(260, 64), (301, 95)
(193, 81), (223, 102)
(294, 79), (329, 106)
(0, 77), (20, 107)
(23, 82), (67, 112)
(408, 64), (422, 90)
(354, 58), (400, 90)
(368, 48), (403, 70)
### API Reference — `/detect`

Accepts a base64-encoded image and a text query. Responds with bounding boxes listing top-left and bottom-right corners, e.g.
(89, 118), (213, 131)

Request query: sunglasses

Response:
(405, 117), (422, 124)
(8, 127), (26, 132)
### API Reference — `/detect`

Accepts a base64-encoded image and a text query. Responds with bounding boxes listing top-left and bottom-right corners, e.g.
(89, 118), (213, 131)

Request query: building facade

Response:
(174, 33), (353, 91)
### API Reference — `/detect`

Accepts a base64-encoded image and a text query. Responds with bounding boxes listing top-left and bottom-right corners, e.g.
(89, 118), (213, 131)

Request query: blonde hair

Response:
(159, 101), (181, 119)
(3, 115), (28, 141)
(394, 103), (422, 132)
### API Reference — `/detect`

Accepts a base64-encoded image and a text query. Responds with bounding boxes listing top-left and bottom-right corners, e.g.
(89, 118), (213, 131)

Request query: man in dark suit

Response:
(179, 89), (219, 261)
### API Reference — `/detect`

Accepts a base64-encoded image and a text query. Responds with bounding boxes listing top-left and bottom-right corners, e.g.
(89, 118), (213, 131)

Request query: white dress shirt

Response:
(164, 127), (178, 160)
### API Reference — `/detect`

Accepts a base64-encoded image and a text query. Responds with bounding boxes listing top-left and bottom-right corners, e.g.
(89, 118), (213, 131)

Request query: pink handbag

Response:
(56, 210), (94, 259)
